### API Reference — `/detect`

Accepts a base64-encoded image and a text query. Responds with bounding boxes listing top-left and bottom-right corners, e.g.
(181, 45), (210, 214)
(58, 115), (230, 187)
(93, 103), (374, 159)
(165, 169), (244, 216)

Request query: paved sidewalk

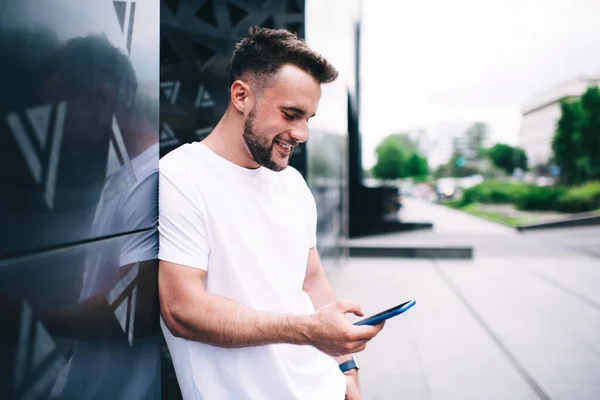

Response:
(328, 198), (600, 399)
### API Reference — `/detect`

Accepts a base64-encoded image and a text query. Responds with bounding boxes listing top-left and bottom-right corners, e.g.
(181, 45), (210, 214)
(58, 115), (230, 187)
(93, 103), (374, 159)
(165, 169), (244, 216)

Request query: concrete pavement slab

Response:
(439, 257), (600, 400)
(329, 257), (538, 399)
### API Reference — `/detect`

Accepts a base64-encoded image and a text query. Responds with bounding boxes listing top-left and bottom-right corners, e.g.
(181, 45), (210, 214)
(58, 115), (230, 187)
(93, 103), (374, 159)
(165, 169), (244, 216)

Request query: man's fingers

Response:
(344, 339), (368, 354)
(373, 321), (385, 333)
(351, 322), (385, 340)
(336, 300), (364, 317)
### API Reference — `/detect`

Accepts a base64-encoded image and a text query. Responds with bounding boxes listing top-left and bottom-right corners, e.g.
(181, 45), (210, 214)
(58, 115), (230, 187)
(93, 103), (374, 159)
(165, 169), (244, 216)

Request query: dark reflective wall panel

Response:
(0, 231), (160, 400)
(0, 0), (160, 257)
(0, 1), (161, 399)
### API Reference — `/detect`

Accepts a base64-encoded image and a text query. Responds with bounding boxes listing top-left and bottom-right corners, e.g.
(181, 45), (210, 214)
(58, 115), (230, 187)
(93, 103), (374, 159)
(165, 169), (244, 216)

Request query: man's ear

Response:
(230, 79), (252, 113)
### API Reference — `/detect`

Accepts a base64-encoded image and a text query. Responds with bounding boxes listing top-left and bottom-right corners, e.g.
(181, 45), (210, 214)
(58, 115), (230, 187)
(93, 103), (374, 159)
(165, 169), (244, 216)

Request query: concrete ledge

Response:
(349, 219), (433, 238)
(517, 214), (600, 232)
(349, 246), (473, 259)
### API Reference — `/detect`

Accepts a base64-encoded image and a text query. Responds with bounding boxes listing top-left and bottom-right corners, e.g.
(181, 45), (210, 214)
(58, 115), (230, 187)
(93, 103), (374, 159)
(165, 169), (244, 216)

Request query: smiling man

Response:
(158, 27), (384, 400)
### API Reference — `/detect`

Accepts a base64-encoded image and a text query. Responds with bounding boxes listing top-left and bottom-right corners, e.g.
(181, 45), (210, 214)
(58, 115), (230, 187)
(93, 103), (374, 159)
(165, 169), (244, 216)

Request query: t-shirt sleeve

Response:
(158, 166), (210, 270)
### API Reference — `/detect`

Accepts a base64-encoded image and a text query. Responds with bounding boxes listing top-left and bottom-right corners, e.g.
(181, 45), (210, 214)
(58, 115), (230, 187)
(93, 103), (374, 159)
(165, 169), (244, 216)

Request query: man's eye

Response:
(283, 113), (294, 120)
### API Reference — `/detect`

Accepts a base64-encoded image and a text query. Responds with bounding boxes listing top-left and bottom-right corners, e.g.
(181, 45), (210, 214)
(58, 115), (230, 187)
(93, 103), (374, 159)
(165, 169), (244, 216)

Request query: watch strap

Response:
(339, 357), (359, 373)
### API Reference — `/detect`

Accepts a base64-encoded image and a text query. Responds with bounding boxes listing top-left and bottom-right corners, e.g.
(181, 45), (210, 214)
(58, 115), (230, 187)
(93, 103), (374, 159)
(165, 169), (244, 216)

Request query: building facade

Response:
(520, 76), (600, 166)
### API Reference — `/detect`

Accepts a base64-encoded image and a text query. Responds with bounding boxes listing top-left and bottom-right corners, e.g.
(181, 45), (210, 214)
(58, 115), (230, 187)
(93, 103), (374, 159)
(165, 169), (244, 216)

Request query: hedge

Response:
(456, 180), (600, 213)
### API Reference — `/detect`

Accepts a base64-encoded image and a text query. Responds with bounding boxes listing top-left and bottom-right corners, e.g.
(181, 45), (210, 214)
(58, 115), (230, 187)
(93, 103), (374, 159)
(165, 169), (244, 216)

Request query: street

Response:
(330, 198), (600, 399)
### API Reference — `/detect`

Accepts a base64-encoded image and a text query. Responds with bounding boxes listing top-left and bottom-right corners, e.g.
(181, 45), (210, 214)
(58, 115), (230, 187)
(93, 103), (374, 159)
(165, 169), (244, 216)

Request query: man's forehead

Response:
(261, 65), (321, 111)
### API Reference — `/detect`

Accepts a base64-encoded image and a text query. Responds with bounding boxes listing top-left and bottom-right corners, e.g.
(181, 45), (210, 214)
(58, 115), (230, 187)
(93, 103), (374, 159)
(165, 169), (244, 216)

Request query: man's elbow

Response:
(160, 301), (188, 339)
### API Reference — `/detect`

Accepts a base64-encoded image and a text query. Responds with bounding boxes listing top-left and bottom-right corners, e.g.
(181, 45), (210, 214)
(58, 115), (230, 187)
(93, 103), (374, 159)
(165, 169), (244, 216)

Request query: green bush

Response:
(515, 186), (566, 211)
(456, 180), (600, 213)
(459, 181), (530, 206)
(556, 181), (600, 213)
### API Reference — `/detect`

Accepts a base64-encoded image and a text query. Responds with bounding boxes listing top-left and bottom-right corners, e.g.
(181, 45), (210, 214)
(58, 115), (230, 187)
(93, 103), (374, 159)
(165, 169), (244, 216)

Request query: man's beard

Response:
(242, 108), (294, 172)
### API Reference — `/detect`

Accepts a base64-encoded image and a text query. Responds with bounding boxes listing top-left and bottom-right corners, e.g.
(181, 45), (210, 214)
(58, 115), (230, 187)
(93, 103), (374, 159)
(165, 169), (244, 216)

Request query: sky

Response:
(359, 0), (600, 168)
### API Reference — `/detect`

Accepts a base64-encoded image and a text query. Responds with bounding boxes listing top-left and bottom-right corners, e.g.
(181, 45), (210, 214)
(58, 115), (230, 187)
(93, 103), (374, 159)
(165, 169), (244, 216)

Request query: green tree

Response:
(406, 153), (428, 180)
(485, 143), (528, 175)
(579, 87), (600, 179)
(552, 99), (587, 185)
(372, 139), (405, 180)
(372, 134), (429, 180)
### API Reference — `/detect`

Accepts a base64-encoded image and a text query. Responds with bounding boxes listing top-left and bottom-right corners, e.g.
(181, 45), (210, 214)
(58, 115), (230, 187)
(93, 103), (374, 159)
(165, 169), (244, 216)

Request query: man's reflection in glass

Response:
(39, 35), (161, 400)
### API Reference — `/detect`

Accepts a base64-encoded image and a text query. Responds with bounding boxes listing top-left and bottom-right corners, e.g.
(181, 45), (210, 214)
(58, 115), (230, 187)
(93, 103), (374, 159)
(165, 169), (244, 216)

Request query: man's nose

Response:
(290, 121), (307, 144)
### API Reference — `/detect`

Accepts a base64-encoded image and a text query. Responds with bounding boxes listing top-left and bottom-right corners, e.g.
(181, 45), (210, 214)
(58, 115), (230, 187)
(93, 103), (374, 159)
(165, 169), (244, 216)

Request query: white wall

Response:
(519, 103), (562, 166)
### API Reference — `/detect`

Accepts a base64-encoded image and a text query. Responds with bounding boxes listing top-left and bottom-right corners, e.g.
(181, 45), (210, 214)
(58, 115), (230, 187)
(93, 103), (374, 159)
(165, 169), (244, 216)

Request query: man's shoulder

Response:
(278, 165), (306, 185)
(160, 142), (212, 180)
(160, 143), (197, 169)
(277, 166), (314, 203)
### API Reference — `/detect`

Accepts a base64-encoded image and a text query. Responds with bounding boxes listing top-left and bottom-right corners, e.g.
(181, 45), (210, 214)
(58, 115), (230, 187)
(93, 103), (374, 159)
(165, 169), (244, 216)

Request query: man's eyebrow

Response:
(281, 106), (316, 118)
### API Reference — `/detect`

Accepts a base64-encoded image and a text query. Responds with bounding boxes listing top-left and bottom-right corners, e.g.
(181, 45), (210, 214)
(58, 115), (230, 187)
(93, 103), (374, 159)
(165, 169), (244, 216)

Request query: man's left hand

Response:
(344, 370), (362, 400)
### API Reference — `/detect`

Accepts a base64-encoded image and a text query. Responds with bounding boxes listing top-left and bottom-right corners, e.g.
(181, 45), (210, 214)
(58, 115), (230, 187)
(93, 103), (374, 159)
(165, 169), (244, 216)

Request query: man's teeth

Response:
(278, 141), (291, 150)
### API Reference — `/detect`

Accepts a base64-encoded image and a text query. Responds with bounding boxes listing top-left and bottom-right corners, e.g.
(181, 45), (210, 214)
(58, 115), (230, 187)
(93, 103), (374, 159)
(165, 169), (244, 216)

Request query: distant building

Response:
(407, 127), (433, 158)
(428, 122), (476, 167)
(519, 76), (600, 166)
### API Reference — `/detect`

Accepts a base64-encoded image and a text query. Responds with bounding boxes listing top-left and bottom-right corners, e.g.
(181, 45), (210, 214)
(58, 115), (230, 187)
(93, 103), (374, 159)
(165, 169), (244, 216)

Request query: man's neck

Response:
(202, 107), (259, 169)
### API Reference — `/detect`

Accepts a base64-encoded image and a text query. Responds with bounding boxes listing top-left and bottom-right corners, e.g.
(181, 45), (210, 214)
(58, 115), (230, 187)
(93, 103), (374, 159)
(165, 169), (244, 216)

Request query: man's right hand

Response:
(306, 300), (385, 356)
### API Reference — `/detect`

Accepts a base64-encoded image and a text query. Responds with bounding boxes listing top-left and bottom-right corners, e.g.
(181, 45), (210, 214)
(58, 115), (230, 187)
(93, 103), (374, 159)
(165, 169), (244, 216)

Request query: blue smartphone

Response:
(353, 300), (416, 326)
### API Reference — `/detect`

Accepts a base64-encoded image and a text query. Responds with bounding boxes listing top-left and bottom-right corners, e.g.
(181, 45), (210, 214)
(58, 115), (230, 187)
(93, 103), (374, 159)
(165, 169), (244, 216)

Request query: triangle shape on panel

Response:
(195, 85), (215, 108)
(200, 92), (214, 107)
(194, 0), (218, 28)
(6, 112), (43, 183)
(261, 16), (275, 30)
(160, 125), (173, 141)
(32, 321), (56, 369)
(193, 42), (216, 68)
(106, 139), (121, 178)
(128, 286), (137, 345)
(285, 0), (303, 14)
(286, 22), (303, 36)
(165, 81), (181, 105)
(113, 1), (127, 33)
(165, 0), (180, 16)
(161, 82), (174, 100)
(113, 297), (128, 332)
(160, 124), (180, 146)
(160, 37), (181, 66)
(226, 2), (248, 28)
(26, 104), (51, 148)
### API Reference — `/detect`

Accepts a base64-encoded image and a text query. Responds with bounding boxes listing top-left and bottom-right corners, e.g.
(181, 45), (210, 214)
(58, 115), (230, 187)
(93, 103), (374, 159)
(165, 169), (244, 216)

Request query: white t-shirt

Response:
(158, 142), (345, 400)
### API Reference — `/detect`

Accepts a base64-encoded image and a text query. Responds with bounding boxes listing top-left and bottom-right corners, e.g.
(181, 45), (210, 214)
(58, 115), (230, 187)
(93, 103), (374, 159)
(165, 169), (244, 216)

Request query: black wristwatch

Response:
(339, 356), (359, 373)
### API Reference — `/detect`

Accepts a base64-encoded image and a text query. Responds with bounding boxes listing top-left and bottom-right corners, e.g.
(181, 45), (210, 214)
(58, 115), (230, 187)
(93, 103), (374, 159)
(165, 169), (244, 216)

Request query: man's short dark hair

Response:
(49, 34), (138, 107)
(229, 27), (338, 91)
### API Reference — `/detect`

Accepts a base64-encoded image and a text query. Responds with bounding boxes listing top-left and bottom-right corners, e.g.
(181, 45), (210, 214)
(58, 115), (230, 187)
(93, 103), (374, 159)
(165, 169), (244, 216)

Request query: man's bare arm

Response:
(302, 247), (384, 363)
(159, 260), (381, 355)
(302, 247), (338, 310)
